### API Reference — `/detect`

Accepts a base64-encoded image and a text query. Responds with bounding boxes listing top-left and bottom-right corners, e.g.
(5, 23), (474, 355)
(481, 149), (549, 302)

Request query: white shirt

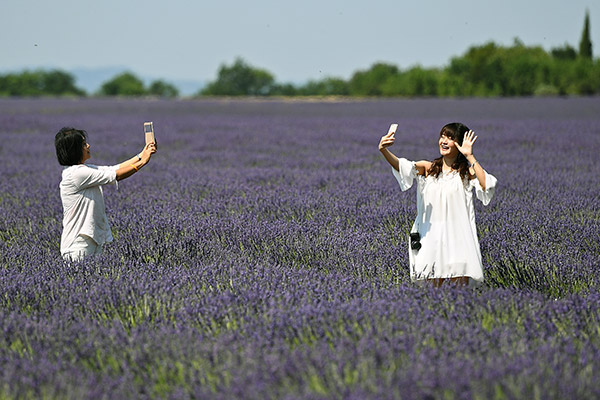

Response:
(59, 164), (118, 255)
(393, 158), (497, 282)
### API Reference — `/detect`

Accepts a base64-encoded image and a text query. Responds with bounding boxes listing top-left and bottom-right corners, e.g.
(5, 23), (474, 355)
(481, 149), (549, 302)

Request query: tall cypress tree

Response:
(579, 10), (593, 59)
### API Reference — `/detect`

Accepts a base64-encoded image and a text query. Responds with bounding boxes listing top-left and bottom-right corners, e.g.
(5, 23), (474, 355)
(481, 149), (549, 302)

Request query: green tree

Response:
(382, 67), (440, 96)
(0, 69), (85, 96)
(436, 70), (469, 96)
(99, 72), (146, 96)
(200, 58), (275, 96)
(569, 59), (599, 94)
(43, 69), (85, 96)
(448, 42), (505, 96)
(444, 40), (557, 96)
(503, 44), (551, 95)
(270, 83), (298, 96)
(551, 44), (577, 60)
(147, 79), (179, 97)
(0, 70), (44, 96)
(348, 63), (399, 96)
(579, 10), (593, 59)
(297, 77), (349, 96)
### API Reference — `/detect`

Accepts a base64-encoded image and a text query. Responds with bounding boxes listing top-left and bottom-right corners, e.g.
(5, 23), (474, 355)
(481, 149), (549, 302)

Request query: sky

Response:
(1, 0), (598, 88)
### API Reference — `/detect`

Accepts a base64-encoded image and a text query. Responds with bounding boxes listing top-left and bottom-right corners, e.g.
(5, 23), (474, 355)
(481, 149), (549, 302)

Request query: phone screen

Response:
(144, 122), (154, 133)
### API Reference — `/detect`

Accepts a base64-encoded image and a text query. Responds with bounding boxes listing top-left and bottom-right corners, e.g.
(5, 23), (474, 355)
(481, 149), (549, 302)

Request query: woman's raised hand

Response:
(141, 142), (157, 163)
(378, 129), (396, 151)
(456, 130), (477, 157)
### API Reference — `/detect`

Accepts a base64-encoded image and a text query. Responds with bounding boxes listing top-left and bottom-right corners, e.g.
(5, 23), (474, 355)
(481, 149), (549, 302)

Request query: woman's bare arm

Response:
(378, 129), (400, 171)
(115, 142), (156, 181)
(456, 130), (487, 190)
(379, 128), (431, 175)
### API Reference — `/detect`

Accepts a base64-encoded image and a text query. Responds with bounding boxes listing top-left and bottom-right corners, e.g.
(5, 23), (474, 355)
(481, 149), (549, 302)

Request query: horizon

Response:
(1, 1), (598, 95)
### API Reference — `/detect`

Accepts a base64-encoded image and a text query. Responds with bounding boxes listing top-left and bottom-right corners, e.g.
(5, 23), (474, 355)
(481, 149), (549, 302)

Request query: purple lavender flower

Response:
(0, 97), (598, 399)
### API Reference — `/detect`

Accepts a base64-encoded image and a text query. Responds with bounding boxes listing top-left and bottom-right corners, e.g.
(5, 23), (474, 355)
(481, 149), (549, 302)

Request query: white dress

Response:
(392, 158), (497, 282)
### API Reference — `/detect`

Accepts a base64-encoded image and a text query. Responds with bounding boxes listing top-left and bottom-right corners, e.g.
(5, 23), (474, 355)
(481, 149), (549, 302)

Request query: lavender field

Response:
(1, 97), (599, 399)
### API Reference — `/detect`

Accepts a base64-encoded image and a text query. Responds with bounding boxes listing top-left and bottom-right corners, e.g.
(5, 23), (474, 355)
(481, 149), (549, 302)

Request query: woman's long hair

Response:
(427, 122), (472, 180)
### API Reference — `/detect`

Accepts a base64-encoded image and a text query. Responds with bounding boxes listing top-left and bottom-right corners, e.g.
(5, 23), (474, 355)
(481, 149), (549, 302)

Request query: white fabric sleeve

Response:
(71, 164), (117, 190)
(391, 158), (417, 191)
(472, 171), (497, 206)
(100, 165), (120, 189)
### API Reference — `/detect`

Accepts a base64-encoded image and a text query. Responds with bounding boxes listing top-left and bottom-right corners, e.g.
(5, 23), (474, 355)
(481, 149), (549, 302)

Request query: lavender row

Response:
(1, 97), (599, 398)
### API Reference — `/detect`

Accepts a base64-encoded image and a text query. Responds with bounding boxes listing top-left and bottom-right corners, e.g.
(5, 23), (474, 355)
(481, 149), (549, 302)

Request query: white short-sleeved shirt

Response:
(59, 164), (118, 255)
(392, 158), (497, 282)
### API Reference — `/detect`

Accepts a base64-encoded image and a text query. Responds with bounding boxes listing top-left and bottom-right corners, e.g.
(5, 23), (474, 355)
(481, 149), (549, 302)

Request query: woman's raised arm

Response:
(378, 129), (400, 171)
(115, 142), (156, 181)
(456, 130), (487, 190)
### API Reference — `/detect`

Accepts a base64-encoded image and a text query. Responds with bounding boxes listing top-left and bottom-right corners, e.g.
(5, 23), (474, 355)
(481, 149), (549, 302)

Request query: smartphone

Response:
(144, 122), (155, 145)
(388, 123), (398, 135)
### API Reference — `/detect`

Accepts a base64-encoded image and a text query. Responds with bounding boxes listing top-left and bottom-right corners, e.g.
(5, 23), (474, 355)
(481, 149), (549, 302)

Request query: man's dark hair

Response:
(55, 127), (87, 166)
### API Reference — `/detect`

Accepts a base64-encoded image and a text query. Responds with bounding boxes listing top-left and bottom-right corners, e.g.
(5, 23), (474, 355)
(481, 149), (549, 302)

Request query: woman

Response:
(55, 127), (156, 261)
(379, 122), (497, 287)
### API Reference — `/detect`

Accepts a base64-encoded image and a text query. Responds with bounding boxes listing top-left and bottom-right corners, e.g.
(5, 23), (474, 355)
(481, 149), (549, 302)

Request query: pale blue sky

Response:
(2, 0), (598, 85)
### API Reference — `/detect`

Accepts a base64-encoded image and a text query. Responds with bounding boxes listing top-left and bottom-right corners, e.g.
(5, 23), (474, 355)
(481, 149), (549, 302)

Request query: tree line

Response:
(0, 70), (179, 98)
(2, 12), (597, 98)
(203, 12), (597, 97)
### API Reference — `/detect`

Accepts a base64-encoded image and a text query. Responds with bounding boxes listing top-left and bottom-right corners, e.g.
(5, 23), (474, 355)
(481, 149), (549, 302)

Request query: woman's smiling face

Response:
(439, 133), (459, 158)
